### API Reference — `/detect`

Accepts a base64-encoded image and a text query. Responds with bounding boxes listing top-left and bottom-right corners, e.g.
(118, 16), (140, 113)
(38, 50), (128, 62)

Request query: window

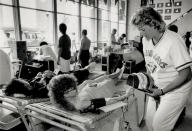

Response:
(81, 18), (97, 45)
(110, 0), (118, 34)
(110, 0), (118, 23)
(57, 0), (79, 15)
(119, 23), (126, 38)
(119, 0), (127, 35)
(0, 5), (15, 48)
(20, 8), (54, 46)
(0, 0), (128, 54)
(81, 2), (97, 48)
(98, 0), (108, 10)
(20, 0), (53, 11)
(0, 0), (12, 5)
(98, 0), (110, 44)
(81, 3), (96, 18)
(98, 20), (110, 43)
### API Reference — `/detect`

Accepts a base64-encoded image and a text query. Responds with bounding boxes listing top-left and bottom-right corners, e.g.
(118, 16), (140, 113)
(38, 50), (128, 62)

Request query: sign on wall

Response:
(157, 9), (163, 14)
(157, 3), (164, 8)
(165, 9), (172, 14)
(155, 1), (182, 21)
(174, 1), (182, 6)
(164, 15), (171, 20)
(165, 2), (172, 7)
(174, 8), (181, 13)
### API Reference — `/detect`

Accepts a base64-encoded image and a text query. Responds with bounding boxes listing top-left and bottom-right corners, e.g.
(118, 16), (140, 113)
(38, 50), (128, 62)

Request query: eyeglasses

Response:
(137, 24), (147, 32)
(138, 26), (145, 32)
(65, 88), (78, 98)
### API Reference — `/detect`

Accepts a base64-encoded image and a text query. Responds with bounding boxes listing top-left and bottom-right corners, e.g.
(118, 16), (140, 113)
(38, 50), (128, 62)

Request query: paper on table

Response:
(99, 101), (127, 112)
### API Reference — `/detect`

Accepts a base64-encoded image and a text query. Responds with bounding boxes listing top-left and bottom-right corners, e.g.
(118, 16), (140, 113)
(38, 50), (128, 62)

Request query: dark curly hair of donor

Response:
(48, 74), (77, 111)
(4, 78), (33, 96)
(131, 7), (166, 33)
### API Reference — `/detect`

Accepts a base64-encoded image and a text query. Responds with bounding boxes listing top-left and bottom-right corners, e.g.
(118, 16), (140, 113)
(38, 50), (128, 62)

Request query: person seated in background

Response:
(110, 29), (119, 48)
(118, 33), (126, 45)
(0, 49), (12, 87)
(39, 41), (57, 69)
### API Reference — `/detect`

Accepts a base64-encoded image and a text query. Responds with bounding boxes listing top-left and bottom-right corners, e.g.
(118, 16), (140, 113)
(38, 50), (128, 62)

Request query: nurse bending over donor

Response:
(47, 66), (130, 112)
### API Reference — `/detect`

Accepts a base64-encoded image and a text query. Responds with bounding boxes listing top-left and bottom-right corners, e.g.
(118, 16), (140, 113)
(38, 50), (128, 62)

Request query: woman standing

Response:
(131, 7), (192, 131)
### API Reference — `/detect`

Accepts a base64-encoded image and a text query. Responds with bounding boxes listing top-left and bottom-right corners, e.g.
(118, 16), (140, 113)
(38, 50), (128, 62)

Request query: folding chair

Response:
(0, 95), (49, 131)
(0, 97), (22, 130)
(0, 96), (29, 130)
(25, 102), (88, 131)
(25, 101), (135, 131)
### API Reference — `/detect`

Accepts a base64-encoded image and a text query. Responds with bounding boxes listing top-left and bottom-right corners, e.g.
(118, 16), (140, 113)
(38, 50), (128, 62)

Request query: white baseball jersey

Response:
(143, 30), (192, 131)
(142, 30), (192, 92)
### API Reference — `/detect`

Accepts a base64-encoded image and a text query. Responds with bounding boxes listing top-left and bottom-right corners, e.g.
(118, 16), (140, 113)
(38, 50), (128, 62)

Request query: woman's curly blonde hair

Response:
(131, 7), (166, 33)
(48, 74), (77, 111)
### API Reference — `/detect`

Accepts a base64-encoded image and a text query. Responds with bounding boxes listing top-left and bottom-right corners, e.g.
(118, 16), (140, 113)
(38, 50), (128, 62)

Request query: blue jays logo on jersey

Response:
(146, 62), (157, 74)
(144, 50), (168, 73)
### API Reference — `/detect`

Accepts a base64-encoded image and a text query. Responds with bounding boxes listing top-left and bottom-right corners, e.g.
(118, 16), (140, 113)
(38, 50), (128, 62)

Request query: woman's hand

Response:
(147, 88), (163, 97)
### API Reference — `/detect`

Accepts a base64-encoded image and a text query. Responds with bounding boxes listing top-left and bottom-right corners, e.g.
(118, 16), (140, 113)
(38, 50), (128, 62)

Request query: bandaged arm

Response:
(93, 88), (131, 108)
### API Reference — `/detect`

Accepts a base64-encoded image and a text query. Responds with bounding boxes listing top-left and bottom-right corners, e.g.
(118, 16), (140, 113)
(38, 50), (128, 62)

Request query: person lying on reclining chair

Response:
(32, 66), (132, 131)
(47, 65), (130, 112)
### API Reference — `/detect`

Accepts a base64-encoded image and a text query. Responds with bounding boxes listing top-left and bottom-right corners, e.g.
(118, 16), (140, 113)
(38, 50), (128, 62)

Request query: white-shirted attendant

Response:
(131, 7), (192, 131)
